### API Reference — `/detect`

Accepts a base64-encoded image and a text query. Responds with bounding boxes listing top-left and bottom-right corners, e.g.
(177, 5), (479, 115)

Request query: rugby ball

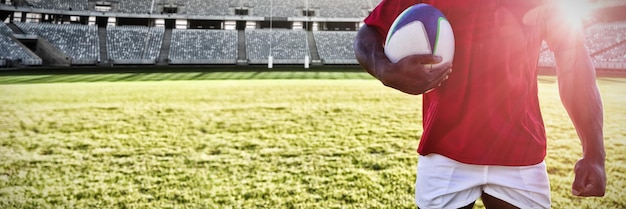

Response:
(384, 3), (454, 68)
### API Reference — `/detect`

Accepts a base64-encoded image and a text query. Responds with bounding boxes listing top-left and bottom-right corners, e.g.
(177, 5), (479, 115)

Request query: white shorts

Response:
(415, 154), (551, 209)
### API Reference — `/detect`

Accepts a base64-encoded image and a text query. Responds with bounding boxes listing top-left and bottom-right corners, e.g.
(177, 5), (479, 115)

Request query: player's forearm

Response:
(560, 81), (605, 162)
(556, 48), (605, 163)
(354, 25), (391, 79)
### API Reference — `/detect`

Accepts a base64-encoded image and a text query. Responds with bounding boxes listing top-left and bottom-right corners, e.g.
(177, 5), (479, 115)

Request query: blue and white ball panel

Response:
(384, 21), (431, 63)
(386, 4), (442, 52)
(384, 3), (455, 67)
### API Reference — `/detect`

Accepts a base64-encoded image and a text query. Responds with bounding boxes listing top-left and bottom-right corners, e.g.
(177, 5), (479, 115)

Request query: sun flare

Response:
(557, 0), (597, 22)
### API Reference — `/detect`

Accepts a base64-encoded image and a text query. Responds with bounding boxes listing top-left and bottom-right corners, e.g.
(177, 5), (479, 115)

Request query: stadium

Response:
(0, 0), (625, 72)
(0, 0), (625, 208)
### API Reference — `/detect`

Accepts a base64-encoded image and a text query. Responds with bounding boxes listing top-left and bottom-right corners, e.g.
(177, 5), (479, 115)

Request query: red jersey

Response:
(365, 0), (581, 166)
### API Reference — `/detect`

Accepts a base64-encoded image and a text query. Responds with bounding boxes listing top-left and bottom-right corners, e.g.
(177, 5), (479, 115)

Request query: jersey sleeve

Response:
(542, 4), (587, 52)
(364, 0), (424, 40)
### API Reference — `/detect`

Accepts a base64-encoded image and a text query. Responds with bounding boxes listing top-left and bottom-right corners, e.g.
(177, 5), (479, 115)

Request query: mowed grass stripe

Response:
(47, 74), (116, 83)
(2, 75), (54, 83)
(169, 72), (203, 81)
(0, 71), (374, 84)
(0, 75), (51, 83)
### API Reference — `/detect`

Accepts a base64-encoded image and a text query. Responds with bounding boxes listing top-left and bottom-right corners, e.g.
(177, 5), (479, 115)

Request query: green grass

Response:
(0, 71), (372, 84)
(0, 67), (371, 84)
(0, 71), (624, 208)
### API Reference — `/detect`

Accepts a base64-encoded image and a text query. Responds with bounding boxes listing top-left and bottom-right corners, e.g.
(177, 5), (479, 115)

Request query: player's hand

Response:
(572, 158), (606, 197)
(376, 54), (452, 95)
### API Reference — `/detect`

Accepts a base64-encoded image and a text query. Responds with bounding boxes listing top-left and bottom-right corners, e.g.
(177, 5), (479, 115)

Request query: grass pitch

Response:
(0, 71), (624, 208)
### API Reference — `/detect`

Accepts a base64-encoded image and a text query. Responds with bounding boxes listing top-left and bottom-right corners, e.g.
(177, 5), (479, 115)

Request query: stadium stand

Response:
(0, 22), (42, 66)
(245, 29), (308, 64)
(169, 29), (238, 64)
(0, 21), (13, 36)
(594, 42), (626, 62)
(19, 0), (88, 11)
(585, 21), (626, 55)
(15, 22), (99, 65)
(182, 0), (234, 16)
(107, 26), (164, 64)
(538, 21), (626, 67)
(240, 0), (370, 18)
(0, 0), (624, 70)
(313, 0), (370, 18)
(94, 0), (235, 15)
(538, 41), (556, 67)
(313, 31), (358, 64)
(115, 0), (154, 14)
(245, 0), (303, 17)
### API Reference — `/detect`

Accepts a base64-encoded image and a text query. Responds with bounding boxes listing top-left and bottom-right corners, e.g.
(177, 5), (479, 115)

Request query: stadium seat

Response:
(314, 0), (370, 18)
(182, 0), (234, 16)
(594, 42), (626, 62)
(585, 22), (626, 55)
(0, 22), (42, 66)
(21, 0), (88, 11)
(313, 31), (358, 64)
(116, 0), (154, 14)
(15, 22), (99, 64)
(107, 26), (164, 64)
(245, 29), (308, 64)
(169, 29), (238, 64)
(538, 41), (556, 67)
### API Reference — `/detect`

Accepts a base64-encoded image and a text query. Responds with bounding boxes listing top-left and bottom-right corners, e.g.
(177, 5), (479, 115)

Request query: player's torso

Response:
(418, 0), (550, 166)
(426, 0), (546, 73)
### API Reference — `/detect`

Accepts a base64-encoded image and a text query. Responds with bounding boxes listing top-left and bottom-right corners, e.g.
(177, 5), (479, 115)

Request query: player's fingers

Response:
(575, 182), (604, 197)
(403, 54), (443, 65)
(572, 161), (606, 197)
(430, 62), (452, 78)
(574, 175), (605, 196)
(581, 184), (604, 196)
(425, 64), (451, 91)
(572, 174), (590, 196)
(440, 68), (452, 83)
(571, 162), (586, 196)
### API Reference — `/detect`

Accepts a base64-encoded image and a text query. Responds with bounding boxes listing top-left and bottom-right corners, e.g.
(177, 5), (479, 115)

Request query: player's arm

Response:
(546, 9), (606, 197)
(353, 24), (451, 95)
